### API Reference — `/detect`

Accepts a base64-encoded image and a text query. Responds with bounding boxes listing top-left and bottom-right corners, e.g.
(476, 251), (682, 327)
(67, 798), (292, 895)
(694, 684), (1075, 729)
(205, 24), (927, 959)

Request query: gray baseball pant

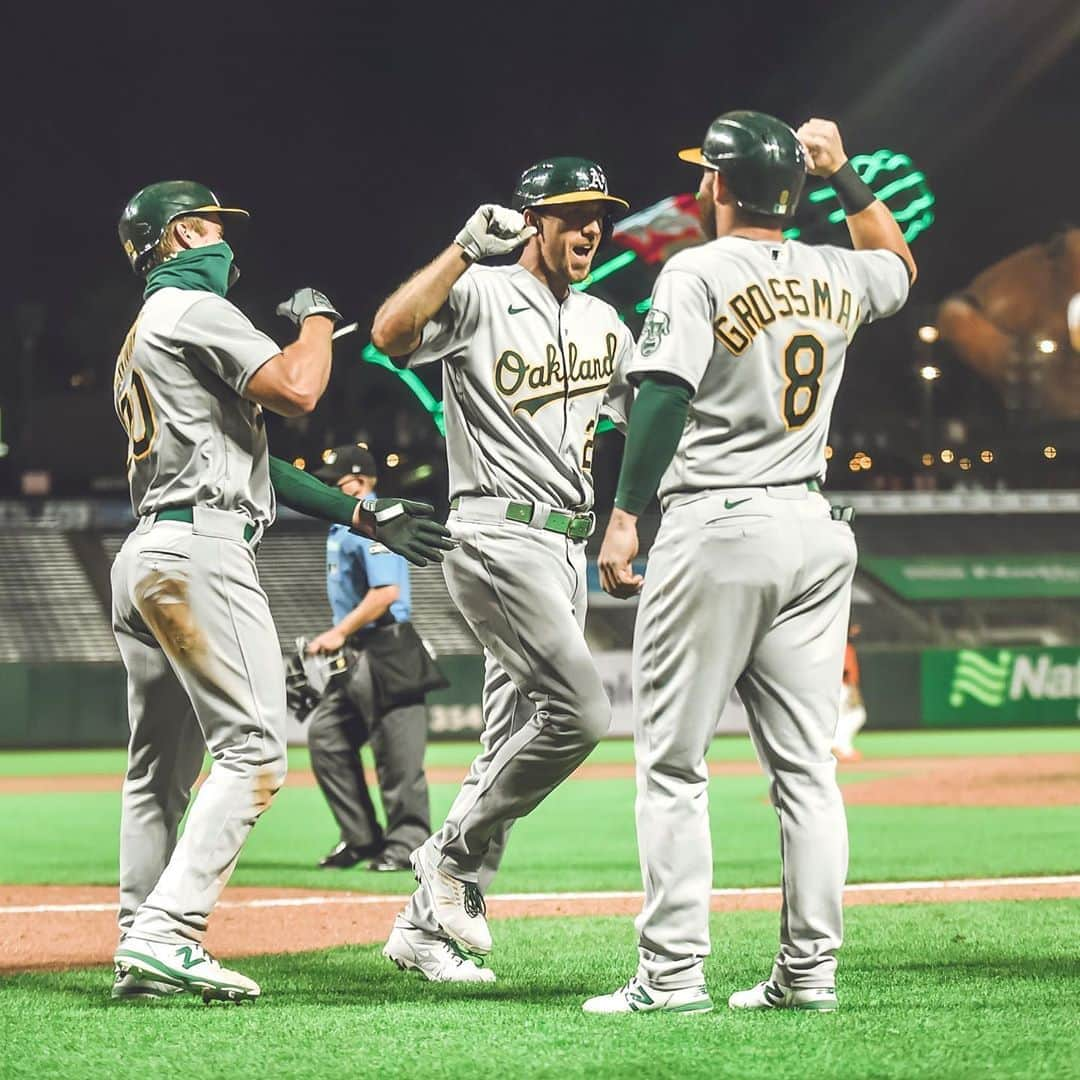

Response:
(633, 487), (855, 990)
(111, 509), (288, 945)
(402, 502), (607, 931)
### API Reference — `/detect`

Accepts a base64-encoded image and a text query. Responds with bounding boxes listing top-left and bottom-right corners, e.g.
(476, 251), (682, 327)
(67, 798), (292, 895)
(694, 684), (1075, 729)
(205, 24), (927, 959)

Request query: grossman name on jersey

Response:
(495, 332), (617, 416)
(715, 277), (864, 356)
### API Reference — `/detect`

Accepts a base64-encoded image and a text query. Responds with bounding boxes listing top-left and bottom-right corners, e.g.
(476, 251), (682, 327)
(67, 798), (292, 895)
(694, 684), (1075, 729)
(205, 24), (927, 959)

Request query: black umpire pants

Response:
(306, 644), (431, 859)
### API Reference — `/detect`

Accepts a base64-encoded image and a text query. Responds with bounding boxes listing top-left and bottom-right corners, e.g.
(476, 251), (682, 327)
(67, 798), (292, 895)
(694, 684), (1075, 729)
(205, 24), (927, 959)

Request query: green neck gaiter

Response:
(144, 242), (237, 299)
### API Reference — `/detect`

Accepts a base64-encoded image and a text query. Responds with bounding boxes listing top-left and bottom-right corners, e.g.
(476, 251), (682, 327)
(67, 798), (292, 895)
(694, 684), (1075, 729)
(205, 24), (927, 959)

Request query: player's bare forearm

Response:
(845, 201), (917, 283)
(371, 246), (470, 356)
(248, 316), (334, 416)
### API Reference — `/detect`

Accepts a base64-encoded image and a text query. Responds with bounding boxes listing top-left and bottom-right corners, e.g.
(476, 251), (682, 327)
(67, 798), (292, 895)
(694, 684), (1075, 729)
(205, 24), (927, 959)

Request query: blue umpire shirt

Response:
(326, 517), (412, 628)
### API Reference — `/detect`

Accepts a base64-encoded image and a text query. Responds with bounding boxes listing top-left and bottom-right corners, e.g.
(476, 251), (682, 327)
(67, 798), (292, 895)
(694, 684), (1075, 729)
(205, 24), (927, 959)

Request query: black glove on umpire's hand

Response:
(355, 498), (456, 568)
(276, 288), (342, 326)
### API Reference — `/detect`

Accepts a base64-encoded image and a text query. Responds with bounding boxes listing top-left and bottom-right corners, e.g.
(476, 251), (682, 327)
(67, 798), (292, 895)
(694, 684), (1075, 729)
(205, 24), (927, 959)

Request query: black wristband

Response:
(830, 161), (875, 215)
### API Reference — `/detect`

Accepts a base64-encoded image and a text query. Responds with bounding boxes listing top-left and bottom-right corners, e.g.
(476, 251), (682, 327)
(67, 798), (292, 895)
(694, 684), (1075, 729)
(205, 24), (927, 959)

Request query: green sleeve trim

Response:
(268, 456), (358, 526)
(613, 375), (692, 515)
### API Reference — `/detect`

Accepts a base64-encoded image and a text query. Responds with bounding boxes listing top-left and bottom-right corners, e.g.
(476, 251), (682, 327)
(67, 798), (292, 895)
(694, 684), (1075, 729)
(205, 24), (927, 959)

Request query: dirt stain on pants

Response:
(135, 570), (209, 668)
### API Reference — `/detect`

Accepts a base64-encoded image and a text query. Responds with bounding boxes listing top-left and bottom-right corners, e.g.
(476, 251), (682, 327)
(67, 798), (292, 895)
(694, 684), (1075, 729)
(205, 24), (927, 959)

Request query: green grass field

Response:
(2, 729), (1078, 1078)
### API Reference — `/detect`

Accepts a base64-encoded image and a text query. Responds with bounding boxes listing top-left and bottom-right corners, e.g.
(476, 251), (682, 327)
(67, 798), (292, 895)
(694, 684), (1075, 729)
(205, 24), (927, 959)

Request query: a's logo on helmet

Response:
(639, 308), (671, 357)
(586, 165), (606, 192)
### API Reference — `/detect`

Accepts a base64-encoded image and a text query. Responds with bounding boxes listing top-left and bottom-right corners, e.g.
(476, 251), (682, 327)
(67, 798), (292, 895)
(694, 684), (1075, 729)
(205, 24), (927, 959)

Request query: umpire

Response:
(306, 445), (432, 871)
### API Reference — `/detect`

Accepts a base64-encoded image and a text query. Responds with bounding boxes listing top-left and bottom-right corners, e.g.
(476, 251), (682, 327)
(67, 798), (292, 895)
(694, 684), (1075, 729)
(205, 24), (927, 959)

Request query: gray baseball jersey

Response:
(408, 264), (634, 510)
(114, 287), (280, 527)
(628, 236), (910, 499)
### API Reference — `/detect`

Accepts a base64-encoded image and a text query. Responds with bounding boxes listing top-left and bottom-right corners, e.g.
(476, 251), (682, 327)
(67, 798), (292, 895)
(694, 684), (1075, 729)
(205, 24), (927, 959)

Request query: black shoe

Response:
(367, 852), (413, 872)
(319, 840), (384, 869)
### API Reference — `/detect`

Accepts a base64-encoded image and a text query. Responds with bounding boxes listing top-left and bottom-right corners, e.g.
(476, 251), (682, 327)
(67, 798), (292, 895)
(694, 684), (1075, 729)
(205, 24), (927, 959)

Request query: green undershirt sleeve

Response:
(268, 455), (359, 526)
(613, 374), (693, 516)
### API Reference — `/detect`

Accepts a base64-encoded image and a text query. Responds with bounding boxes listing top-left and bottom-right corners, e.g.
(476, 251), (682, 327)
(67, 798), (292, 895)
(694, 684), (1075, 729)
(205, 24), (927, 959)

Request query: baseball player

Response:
(833, 624), (867, 763)
(109, 181), (450, 1003)
(306, 444), (432, 873)
(582, 114), (916, 1015)
(370, 158), (634, 982)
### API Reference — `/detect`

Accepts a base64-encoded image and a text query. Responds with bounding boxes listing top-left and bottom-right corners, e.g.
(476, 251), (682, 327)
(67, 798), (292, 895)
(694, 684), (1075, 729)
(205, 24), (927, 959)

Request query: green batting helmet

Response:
(118, 180), (250, 275)
(511, 157), (628, 213)
(678, 111), (806, 219)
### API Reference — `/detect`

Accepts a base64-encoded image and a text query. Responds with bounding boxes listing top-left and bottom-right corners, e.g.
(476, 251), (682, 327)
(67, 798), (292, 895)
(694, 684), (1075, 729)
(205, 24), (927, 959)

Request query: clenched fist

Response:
(796, 119), (848, 178)
(276, 288), (342, 326)
(455, 204), (537, 262)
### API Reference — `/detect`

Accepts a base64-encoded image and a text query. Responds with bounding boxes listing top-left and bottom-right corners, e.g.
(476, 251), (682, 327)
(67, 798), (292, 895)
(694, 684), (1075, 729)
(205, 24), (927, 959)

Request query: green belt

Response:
(154, 506), (258, 543)
(807, 479), (822, 493)
(450, 498), (595, 540)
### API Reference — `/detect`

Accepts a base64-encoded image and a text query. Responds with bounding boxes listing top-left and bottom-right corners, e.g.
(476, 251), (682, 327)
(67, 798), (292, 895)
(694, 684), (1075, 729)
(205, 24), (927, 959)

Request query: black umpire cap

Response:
(314, 444), (378, 482)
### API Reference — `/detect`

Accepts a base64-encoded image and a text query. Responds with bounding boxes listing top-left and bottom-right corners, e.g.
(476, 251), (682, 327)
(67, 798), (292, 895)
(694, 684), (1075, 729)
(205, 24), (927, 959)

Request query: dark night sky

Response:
(4, 0), (1080, 488)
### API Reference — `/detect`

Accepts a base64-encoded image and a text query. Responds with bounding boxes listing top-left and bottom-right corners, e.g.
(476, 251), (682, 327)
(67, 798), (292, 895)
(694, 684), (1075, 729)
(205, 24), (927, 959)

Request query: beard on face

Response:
(697, 179), (717, 241)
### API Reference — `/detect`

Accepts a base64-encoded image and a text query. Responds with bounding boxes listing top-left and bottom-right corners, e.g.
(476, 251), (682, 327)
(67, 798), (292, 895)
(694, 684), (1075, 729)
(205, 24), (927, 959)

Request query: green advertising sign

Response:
(862, 555), (1080, 600)
(922, 647), (1080, 727)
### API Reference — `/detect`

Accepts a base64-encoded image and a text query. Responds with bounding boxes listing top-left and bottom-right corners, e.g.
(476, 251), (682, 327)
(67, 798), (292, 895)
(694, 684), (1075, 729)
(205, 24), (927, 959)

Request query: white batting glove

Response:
(455, 204), (537, 262)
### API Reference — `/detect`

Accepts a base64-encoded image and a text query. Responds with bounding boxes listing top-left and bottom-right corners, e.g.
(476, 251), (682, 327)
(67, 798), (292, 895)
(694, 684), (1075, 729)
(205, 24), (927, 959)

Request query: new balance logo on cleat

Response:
(728, 979), (838, 1012)
(582, 976), (714, 1016)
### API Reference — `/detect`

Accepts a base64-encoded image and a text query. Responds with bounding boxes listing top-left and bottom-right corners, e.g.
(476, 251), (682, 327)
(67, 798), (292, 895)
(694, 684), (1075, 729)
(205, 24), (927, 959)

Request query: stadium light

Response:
(918, 325), (939, 344)
(386, 453), (401, 467)
(919, 364), (942, 381)
(921, 453), (934, 467)
(959, 458), (972, 471)
(292, 457), (306, 470)
(940, 449), (955, 464)
(1044, 445), (1058, 459)
(1037, 339), (1058, 355)
(980, 449), (994, 463)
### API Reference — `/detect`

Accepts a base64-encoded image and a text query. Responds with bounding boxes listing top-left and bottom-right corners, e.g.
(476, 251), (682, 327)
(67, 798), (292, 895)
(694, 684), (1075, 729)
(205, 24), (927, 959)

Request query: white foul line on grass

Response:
(1, 874), (1079, 916)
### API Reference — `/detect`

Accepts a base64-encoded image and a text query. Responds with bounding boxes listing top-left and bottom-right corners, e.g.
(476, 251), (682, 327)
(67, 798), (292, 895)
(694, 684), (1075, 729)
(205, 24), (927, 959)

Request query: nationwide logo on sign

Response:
(924, 647), (1080, 727)
(948, 650), (1013, 707)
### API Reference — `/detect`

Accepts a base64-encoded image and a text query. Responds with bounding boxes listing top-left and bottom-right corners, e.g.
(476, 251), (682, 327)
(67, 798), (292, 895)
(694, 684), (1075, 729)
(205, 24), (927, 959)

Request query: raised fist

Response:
(796, 119), (848, 178)
(276, 288), (342, 326)
(455, 205), (537, 262)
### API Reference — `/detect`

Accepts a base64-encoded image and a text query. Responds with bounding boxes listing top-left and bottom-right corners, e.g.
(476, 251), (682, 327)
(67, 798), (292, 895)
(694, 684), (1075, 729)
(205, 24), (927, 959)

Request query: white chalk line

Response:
(2, 874), (1078, 916)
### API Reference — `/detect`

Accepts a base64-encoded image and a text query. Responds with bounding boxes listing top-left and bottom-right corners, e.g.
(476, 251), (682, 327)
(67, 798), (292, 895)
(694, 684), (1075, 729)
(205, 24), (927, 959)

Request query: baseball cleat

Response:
(383, 923), (496, 983)
(728, 979), (838, 1011)
(114, 938), (260, 1003)
(110, 964), (186, 1002)
(582, 976), (714, 1015)
(410, 844), (492, 956)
